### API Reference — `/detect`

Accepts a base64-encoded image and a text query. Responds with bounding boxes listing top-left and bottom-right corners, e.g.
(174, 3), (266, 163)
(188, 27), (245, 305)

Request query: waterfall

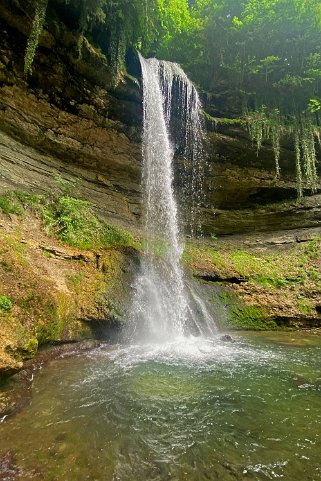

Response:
(128, 54), (215, 342)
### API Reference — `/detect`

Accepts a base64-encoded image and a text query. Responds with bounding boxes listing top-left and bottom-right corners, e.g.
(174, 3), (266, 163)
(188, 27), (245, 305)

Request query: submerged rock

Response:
(220, 334), (234, 342)
(0, 451), (19, 480)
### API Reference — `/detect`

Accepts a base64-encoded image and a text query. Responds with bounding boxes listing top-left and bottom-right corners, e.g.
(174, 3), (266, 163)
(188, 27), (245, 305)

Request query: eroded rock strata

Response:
(1, 1), (321, 235)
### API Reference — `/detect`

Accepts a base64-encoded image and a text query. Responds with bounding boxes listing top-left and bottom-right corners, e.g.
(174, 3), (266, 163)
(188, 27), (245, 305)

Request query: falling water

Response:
(128, 54), (214, 342)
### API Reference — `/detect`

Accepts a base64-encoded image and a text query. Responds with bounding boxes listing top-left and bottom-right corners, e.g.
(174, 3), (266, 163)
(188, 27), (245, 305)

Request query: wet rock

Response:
(0, 450), (42, 480)
(220, 334), (234, 342)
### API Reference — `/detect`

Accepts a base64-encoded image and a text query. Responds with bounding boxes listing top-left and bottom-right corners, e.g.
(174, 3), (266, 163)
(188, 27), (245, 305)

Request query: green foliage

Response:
(23, 0), (321, 139)
(24, 0), (48, 74)
(0, 191), (45, 216)
(153, 1), (321, 122)
(0, 193), (24, 216)
(245, 105), (284, 177)
(303, 238), (321, 260)
(0, 295), (12, 312)
(20, 338), (39, 358)
(13, 191), (44, 208)
(0, 187), (134, 251)
(21, 1), (321, 190)
(44, 194), (133, 249)
(307, 267), (320, 281)
(52, 174), (80, 197)
(308, 98), (321, 113)
(294, 130), (303, 199)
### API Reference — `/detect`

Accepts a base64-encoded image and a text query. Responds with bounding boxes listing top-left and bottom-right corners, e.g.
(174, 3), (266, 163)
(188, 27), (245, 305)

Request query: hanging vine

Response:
(300, 123), (318, 193)
(24, 0), (48, 74)
(244, 106), (269, 155)
(294, 130), (303, 199)
(244, 107), (283, 177)
(269, 109), (282, 178)
(243, 107), (320, 197)
(109, 24), (127, 85)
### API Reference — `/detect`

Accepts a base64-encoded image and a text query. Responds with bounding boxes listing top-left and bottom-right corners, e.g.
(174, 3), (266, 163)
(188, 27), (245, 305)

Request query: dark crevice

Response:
(194, 274), (248, 284)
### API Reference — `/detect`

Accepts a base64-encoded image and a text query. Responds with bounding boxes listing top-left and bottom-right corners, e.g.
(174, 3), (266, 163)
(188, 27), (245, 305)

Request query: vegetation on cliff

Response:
(25, 0), (321, 119)
(0, 186), (139, 374)
(183, 235), (321, 330)
(22, 0), (321, 191)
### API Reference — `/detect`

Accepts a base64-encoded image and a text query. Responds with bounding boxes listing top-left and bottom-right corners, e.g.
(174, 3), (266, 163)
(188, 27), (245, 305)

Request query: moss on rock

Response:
(0, 194), (139, 375)
(184, 232), (321, 330)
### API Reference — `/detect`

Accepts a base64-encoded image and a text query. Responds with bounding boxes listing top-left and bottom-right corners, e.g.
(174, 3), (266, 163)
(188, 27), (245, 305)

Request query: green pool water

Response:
(1, 332), (321, 480)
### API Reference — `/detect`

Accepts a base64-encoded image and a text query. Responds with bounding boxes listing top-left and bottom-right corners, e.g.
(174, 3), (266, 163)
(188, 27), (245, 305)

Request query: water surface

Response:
(1, 332), (321, 480)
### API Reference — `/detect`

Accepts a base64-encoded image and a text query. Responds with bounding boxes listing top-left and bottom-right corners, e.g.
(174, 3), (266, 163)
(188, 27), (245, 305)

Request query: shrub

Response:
(0, 295), (13, 312)
(0, 194), (23, 216)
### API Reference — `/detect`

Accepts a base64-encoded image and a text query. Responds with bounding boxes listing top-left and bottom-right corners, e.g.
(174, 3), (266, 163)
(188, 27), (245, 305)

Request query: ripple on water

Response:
(0, 333), (321, 481)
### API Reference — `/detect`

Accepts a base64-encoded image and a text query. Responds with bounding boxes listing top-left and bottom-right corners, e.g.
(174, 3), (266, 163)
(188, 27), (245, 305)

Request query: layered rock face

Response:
(0, 0), (142, 228)
(0, 0), (321, 236)
(203, 126), (321, 235)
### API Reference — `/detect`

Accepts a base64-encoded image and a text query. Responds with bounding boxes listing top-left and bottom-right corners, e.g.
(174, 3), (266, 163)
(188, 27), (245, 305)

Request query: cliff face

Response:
(1, 1), (321, 237)
(1, 2), (321, 393)
(203, 126), (321, 235)
(0, 205), (139, 377)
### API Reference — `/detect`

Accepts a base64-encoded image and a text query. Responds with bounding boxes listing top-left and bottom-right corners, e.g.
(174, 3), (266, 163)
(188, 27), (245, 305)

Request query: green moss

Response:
(215, 289), (276, 330)
(201, 111), (242, 126)
(215, 117), (242, 125)
(21, 338), (38, 358)
(182, 242), (226, 271)
(228, 305), (277, 330)
(67, 272), (85, 291)
(217, 290), (235, 305)
(297, 298), (314, 316)
(34, 292), (74, 344)
(0, 295), (12, 312)
(3, 235), (27, 260)
(254, 275), (305, 289)
(231, 250), (262, 275)
(35, 316), (63, 344)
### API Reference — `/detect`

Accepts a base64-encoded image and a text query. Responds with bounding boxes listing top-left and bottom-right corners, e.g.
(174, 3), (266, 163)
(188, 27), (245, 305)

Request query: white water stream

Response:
(128, 55), (215, 342)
